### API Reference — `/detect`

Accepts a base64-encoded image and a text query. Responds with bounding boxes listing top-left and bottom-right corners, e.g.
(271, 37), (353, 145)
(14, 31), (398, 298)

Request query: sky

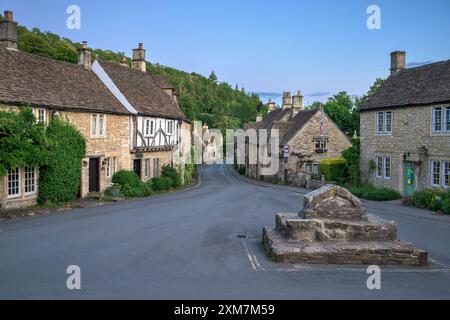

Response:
(2, 0), (450, 105)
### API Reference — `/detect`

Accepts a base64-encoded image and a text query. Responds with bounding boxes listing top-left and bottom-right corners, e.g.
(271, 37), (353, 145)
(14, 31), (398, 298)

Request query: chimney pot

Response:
(282, 92), (292, 109)
(132, 43), (147, 72)
(77, 41), (92, 70)
(4, 11), (13, 22)
(390, 51), (406, 75)
(0, 10), (18, 50)
(292, 90), (303, 113)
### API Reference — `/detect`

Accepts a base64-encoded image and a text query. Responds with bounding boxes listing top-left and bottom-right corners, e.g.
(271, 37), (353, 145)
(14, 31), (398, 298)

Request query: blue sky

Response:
(3, 0), (450, 105)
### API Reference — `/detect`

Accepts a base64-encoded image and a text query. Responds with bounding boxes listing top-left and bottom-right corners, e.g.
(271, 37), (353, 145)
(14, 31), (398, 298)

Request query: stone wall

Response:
(360, 104), (450, 194)
(60, 111), (132, 197)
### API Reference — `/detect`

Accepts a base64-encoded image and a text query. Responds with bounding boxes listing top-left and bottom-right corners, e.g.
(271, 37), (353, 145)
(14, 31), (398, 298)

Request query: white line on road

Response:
(242, 239), (265, 272)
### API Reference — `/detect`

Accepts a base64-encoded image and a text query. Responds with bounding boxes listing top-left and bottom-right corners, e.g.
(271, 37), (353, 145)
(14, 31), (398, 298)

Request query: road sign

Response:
(283, 145), (290, 159)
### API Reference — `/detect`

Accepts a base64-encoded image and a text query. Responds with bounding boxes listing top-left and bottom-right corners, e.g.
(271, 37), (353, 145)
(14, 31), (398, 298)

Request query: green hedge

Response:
(152, 176), (173, 191)
(318, 158), (347, 182)
(348, 184), (401, 201)
(162, 165), (182, 188)
(112, 170), (153, 198)
(38, 119), (86, 204)
(411, 188), (450, 214)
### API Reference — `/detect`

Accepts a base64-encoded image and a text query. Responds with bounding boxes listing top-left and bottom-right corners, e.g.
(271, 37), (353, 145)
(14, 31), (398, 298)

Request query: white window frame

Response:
(431, 160), (441, 187)
(144, 119), (155, 137)
(91, 114), (106, 138)
(445, 107), (450, 132)
(112, 157), (118, 176)
(7, 167), (21, 199)
(106, 158), (111, 178)
(385, 111), (392, 133)
(432, 107), (443, 133)
(24, 166), (36, 195)
(37, 108), (46, 124)
(376, 112), (384, 134)
(384, 157), (391, 180)
(166, 120), (174, 136)
(376, 156), (383, 178)
(443, 161), (450, 188)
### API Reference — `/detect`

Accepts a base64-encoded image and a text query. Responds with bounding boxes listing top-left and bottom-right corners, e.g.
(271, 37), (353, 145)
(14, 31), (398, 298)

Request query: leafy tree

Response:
(0, 107), (47, 176)
(208, 70), (218, 84)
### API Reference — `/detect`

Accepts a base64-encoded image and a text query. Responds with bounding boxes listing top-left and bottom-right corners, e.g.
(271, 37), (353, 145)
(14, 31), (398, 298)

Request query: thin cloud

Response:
(307, 92), (331, 97)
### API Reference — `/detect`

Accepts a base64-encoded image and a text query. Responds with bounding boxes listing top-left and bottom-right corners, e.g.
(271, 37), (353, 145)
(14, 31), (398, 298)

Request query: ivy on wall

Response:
(37, 119), (86, 204)
(0, 107), (47, 176)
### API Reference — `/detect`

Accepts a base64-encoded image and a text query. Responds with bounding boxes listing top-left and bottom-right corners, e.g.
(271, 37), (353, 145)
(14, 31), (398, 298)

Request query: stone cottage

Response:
(243, 91), (351, 186)
(360, 51), (450, 196)
(0, 11), (190, 209)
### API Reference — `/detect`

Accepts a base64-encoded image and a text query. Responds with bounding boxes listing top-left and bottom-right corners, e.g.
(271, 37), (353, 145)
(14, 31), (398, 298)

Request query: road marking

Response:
(242, 239), (265, 272)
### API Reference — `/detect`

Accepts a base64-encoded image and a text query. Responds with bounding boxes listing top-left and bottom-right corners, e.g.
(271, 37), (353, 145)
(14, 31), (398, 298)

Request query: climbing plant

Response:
(0, 106), (47, 176)
(38, 119), (86, 204)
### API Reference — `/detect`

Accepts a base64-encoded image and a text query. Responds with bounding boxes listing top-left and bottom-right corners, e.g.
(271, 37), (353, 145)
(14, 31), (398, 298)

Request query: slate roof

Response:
(251, 108), (319, 145)
(361, 59), (450, 111)
(0, 48), (129, 114)
(98, 60), (187, 120)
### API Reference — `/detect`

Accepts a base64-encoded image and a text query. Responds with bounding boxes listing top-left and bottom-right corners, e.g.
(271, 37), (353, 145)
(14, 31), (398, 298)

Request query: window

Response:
(444, 161), (450, 188)
(37, 108), (46, 124)
(433, 107), (442, 132)
(384, 157), (391, 179)
(106, 158), (111, 178)
(376, 111), (392, 134)
(377, 112), (384, 133)
(144, 159), (150, 177)
(385, 112), (392, 133)
(152, 158), (160, 178)
(431, 160), (441, 186)
(7, 167), (21, 198)
(92, 114), (106, 137)
(167, 120), (174, 135)
(314, 137), (327, 153)
(305, 164), (312, 174)
(313, 164), (319, 175)
(112, 157), (118, 176)
(24, 167), (36, 195)
(445, 107), (450, 132)
(106, 157), (118, 178)
(144, 119), (155, 137)
(376, 157), (383, 178)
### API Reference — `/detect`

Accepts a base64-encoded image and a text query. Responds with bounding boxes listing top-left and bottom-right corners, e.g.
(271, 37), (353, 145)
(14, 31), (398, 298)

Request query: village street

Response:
(0, 165), (449, 299)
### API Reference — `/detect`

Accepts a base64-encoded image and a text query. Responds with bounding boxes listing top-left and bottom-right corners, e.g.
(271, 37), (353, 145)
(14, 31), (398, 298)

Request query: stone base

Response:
(263, 227), (428, 266)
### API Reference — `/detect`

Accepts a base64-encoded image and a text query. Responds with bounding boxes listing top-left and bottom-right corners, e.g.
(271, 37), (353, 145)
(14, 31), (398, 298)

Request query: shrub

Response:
(162, 165), (182, 188)
(341, 138), (360, 185)
(112, 170), (141, 189)
(238, 166), (246, 175)
(152, 176), (173, 191)
(348, 184), (401, 201)
(318, 157), (347, 182)
(38, 119), (86, 204)
(442, 198), (450, 215)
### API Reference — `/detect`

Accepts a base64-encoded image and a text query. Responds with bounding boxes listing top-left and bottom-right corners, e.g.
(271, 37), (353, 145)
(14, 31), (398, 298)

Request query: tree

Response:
(0, 107), (47, 176)
(355, 78), (385, 110)
(208, 70), (218, 84)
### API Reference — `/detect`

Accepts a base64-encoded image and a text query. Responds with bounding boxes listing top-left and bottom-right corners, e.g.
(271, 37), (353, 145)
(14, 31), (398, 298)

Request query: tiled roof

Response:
(362, 59), (450, 110)
(98, 60), (187, 120)
(0, 48), (129, 114)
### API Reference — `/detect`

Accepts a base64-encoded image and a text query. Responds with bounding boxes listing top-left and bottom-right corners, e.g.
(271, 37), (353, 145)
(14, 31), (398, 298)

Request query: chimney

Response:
(77, 41), (92, 70)
(292, 90), (303, 114)
(132, 43), (146, 72)
(256, 116), (263, 123)
(282, 92), (292, 109)
(0, 10), (18, 50)
(390, 51), (406, 75)
(119, 56), (129, 67)
(267, 99), (276, 113)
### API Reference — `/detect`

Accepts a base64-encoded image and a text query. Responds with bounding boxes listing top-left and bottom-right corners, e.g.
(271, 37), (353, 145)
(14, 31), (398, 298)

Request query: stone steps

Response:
(263, 227), (428, 266)
(275, 213), (398, 242)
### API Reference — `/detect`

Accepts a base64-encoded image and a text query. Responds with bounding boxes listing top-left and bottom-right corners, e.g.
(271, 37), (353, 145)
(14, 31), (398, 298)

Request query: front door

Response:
(133, 159), (142, 179)
(403, 162), (416, 197)
(89, 158), (100, 193)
